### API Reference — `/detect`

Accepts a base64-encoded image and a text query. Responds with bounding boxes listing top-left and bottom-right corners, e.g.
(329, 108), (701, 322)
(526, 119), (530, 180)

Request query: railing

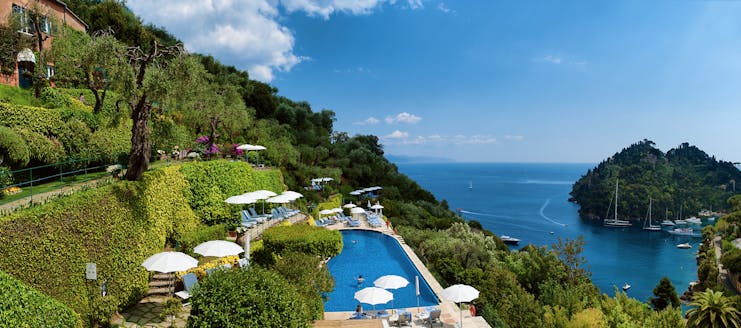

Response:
(1, 158), (115, 207)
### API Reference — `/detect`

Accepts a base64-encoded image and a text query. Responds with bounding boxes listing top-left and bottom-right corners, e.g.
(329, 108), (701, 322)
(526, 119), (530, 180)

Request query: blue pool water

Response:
(324, 230), (439, 312)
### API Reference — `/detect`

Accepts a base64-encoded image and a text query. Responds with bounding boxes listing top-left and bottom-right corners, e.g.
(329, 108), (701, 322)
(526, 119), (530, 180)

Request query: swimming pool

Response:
(324, 230), (439, 312)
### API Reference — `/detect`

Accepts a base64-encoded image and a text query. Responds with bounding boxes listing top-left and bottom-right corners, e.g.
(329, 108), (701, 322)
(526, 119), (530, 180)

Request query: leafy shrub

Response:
(177, 224), (228, 257)
(14, 128), (66, 164)
(721, 248), (741, 273)
(0, 125), (29, 168)
(57, 119), (92, 157)
(41, 87), (72, 108)
(271, 252), (334, 320)
(187, 267), (313, 328)
(262, 224), (342, 258)
(83, 124), (131, 164)
(180, 161), (284, 225)
(0, 165), (199, 322)
(0, 269), (83, 328)
(176, 255), (239, 281)
(0, 102), (64, 135)
(0, 166), (12, 189)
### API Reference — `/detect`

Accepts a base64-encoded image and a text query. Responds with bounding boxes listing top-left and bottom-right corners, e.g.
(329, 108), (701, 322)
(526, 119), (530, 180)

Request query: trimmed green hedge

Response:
(0, 102), (64, 135)
(0, 125), (30, 168)
(14, 128), (67, 164)
(0, 165), (199, 323)
(262, 225), (342, 258)
(180, 161), (284, 225)
(187, 267), (313, 328)
(0, 269), (82, 328)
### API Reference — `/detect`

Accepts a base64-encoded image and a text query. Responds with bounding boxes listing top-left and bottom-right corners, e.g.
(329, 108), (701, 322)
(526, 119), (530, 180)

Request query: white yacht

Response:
(604, 179), (633, 227)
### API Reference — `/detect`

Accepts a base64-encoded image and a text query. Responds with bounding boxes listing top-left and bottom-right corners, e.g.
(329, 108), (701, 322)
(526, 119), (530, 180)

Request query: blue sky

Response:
(129, 1), (741, 163)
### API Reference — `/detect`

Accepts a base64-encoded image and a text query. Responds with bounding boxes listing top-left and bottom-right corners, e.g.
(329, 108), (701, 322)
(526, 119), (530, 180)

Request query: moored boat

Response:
(667, 227), (701, 237)
(501, 235), (520, 245)
(604, 179), (633, 227)
(685, 217), (702, 225)
(622, 283), (631, 291)
(643, 198), (661, 231)
(677, 243), (692, 249)
(661, 220), (676, 226)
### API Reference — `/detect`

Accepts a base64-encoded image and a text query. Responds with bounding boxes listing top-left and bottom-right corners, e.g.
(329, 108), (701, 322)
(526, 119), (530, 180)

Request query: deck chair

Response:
(175, 273), (198, 300)
(249, 208), (270, 220)
(240, 210), (257, 228)
(396, 312), (412, 327)
(426, 310), (442, 327)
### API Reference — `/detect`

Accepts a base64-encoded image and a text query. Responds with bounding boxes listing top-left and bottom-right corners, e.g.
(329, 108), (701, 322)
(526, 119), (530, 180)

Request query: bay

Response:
(397, 162), (699, 303)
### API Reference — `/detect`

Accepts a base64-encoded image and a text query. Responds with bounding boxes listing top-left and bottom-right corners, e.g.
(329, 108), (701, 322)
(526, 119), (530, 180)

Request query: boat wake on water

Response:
(459, 209), (551, 233)
(539, 199), (567, 227)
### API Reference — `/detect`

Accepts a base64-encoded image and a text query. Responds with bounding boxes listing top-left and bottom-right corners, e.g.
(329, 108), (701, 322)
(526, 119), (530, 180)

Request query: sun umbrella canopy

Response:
(349, 190), (363, 195)
(343, 203), (357, 208)
(374, 275), (409, 290)
(319, 209), (334, 215)
(141, 252), (198, 273)
(266, 195), (291, 203)
(331, 208), (343, 213)
(194, 240), (244, 257)
(246, 190), (277, 200)
(282, 191), (303, 198)
(354, 287), (393, 306)
(441, 284), (480, 303)
(371, 204), (384, 210)
(225, 194), (258, 204)
(237, 144), (267, 151)
(351, 207), (366, 214)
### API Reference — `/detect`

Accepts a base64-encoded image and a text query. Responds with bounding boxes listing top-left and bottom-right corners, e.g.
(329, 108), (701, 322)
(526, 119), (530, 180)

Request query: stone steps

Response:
(147, 273), (175, 297)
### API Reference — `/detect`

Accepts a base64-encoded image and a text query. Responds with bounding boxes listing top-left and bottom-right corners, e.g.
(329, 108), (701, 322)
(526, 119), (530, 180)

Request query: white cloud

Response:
(353, 117), (380, 125)
(543, 55), (563, 64)
(385, 112), (422, 124)
(127, 0), (423, 82)
(437, 2), (454, 14)
(504, 135), (524, 141)
(385, 130), (409, 139)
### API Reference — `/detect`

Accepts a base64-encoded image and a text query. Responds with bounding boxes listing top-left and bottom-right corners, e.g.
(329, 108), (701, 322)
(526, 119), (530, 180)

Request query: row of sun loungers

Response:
(367, 213), (384, 228)
(240, 206), (300, 228)
(350, 308), (442, 327)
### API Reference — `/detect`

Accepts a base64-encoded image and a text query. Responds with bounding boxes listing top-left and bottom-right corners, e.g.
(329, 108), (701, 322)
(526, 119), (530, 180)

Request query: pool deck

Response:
(322, 216), (492, 328)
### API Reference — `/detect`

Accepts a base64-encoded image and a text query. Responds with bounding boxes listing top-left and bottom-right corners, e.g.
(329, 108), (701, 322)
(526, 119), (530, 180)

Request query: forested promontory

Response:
(570, 140), (741, 220)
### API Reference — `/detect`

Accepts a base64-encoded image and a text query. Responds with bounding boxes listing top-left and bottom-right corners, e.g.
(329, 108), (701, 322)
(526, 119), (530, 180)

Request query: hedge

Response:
(180, 161), (284, 225)
(0, 269), (83, 328)
(0, 102), (64, 136)
(0, 125), (30, 168)
(0, 165), (199, 323)
(14, 128), (67, 164)
(262, 224), (342, 258)
(187, 267), (313, 328)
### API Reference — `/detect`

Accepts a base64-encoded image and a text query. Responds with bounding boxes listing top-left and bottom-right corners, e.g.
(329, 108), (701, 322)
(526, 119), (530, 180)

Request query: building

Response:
(0, 0), (87, 87)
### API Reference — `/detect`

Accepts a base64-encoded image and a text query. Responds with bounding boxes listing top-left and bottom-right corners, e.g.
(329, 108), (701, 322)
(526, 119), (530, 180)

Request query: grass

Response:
(0, 171), (109, 205)
(0, 84), (39, 106)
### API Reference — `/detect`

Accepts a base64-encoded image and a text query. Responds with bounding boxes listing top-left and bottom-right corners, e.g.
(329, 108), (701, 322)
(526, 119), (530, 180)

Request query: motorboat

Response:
(685, 217), (702, 225)
(661, 220), (676, 226)
(708, 217), (716, 222)
(667, 227), (701, 237)
(501, 235), (521, 245)
(622, 283), (631, 291)
(674, 219), (687, 225)
(677, 243), (692, 249)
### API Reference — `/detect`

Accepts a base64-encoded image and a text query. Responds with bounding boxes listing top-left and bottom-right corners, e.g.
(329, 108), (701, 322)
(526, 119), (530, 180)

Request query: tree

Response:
(0, 15), (31, 82)
(11, 0), (56, 98)
(686, 290), (741, 328)
(553, 236), (589, 282)
(649, 277), (680, 311)
(52, 28), (130, 114)
(122, 41), (184, 181)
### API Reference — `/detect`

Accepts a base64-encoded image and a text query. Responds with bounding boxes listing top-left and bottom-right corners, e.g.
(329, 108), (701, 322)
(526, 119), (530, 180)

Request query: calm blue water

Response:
(324, 230), (439, 312)
(397, 163), (700, 303)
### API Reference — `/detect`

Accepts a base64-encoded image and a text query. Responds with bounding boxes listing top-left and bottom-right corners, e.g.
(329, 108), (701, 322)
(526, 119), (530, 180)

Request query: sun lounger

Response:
(175, 273), (198, 300)
(242, 210), (266, 224)
(248, 208), (271, 220)
(397, 312), (412, 327)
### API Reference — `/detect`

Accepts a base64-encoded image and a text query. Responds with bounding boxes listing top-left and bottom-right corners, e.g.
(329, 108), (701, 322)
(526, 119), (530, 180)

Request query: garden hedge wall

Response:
(0, 269), (82, 328)
(262, 224), (342, 258)
(180, 161), (284, 225)
(0, 165), (199, 323)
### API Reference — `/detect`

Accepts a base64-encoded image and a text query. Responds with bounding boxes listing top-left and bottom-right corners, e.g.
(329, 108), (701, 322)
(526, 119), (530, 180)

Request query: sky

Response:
(127, 1), (741, 163)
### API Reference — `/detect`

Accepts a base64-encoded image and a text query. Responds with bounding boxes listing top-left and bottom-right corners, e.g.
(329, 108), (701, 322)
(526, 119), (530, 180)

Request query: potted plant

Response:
(226, 218), (239, 238)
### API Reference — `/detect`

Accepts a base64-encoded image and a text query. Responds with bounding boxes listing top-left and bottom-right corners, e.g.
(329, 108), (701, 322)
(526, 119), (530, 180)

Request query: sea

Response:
(396, 162), (701, 304)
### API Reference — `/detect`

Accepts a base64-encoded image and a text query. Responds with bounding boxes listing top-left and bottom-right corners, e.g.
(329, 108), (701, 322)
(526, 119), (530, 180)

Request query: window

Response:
(11, 4), (51, 34)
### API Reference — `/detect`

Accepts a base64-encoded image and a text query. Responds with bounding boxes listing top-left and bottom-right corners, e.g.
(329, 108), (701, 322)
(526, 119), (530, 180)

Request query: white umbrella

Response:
(225, 194), (258, 204)
(331, 208), (343, 213)
(322, 177), (334, 182)
(354, 287), (393, 311)
(282, 191), (303, 198)
(343, 203), (357, 208)
(141, 252), (198, 273)
(441, 284), (480, 327)
(371, 204), (384, 210)
(194, 240), (244, 257)
(247, 190), (277, 200)
(319, 209), (334, 215)
(351, 207), (366, 214)
(374, 275), (409, 289)
(266, 195), (291, 203)
(349, 190), (363, 196)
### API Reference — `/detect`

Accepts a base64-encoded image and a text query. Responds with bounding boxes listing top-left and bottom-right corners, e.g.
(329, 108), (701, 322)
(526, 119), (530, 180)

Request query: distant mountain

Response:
(385, 154), (455, 164)
(570, 140), (741, 220)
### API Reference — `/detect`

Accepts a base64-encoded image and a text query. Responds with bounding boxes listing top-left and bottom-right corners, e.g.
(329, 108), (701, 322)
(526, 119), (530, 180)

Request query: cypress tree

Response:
(649, 276), (680, 310)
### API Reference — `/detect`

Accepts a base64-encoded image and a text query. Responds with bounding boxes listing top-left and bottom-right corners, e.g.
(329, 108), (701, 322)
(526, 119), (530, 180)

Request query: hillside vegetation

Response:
(570, 140), (741, 220)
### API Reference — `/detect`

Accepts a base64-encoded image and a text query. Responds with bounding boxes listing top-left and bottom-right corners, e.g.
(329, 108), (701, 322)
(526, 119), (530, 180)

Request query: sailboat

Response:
(661, 208), (675, 226)
(604, 179), (633, 227)
(643, 198), (661, 231)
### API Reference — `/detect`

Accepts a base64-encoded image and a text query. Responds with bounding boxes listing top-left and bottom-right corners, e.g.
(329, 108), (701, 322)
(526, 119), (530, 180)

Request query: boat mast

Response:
(614, 179), (619, 220)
